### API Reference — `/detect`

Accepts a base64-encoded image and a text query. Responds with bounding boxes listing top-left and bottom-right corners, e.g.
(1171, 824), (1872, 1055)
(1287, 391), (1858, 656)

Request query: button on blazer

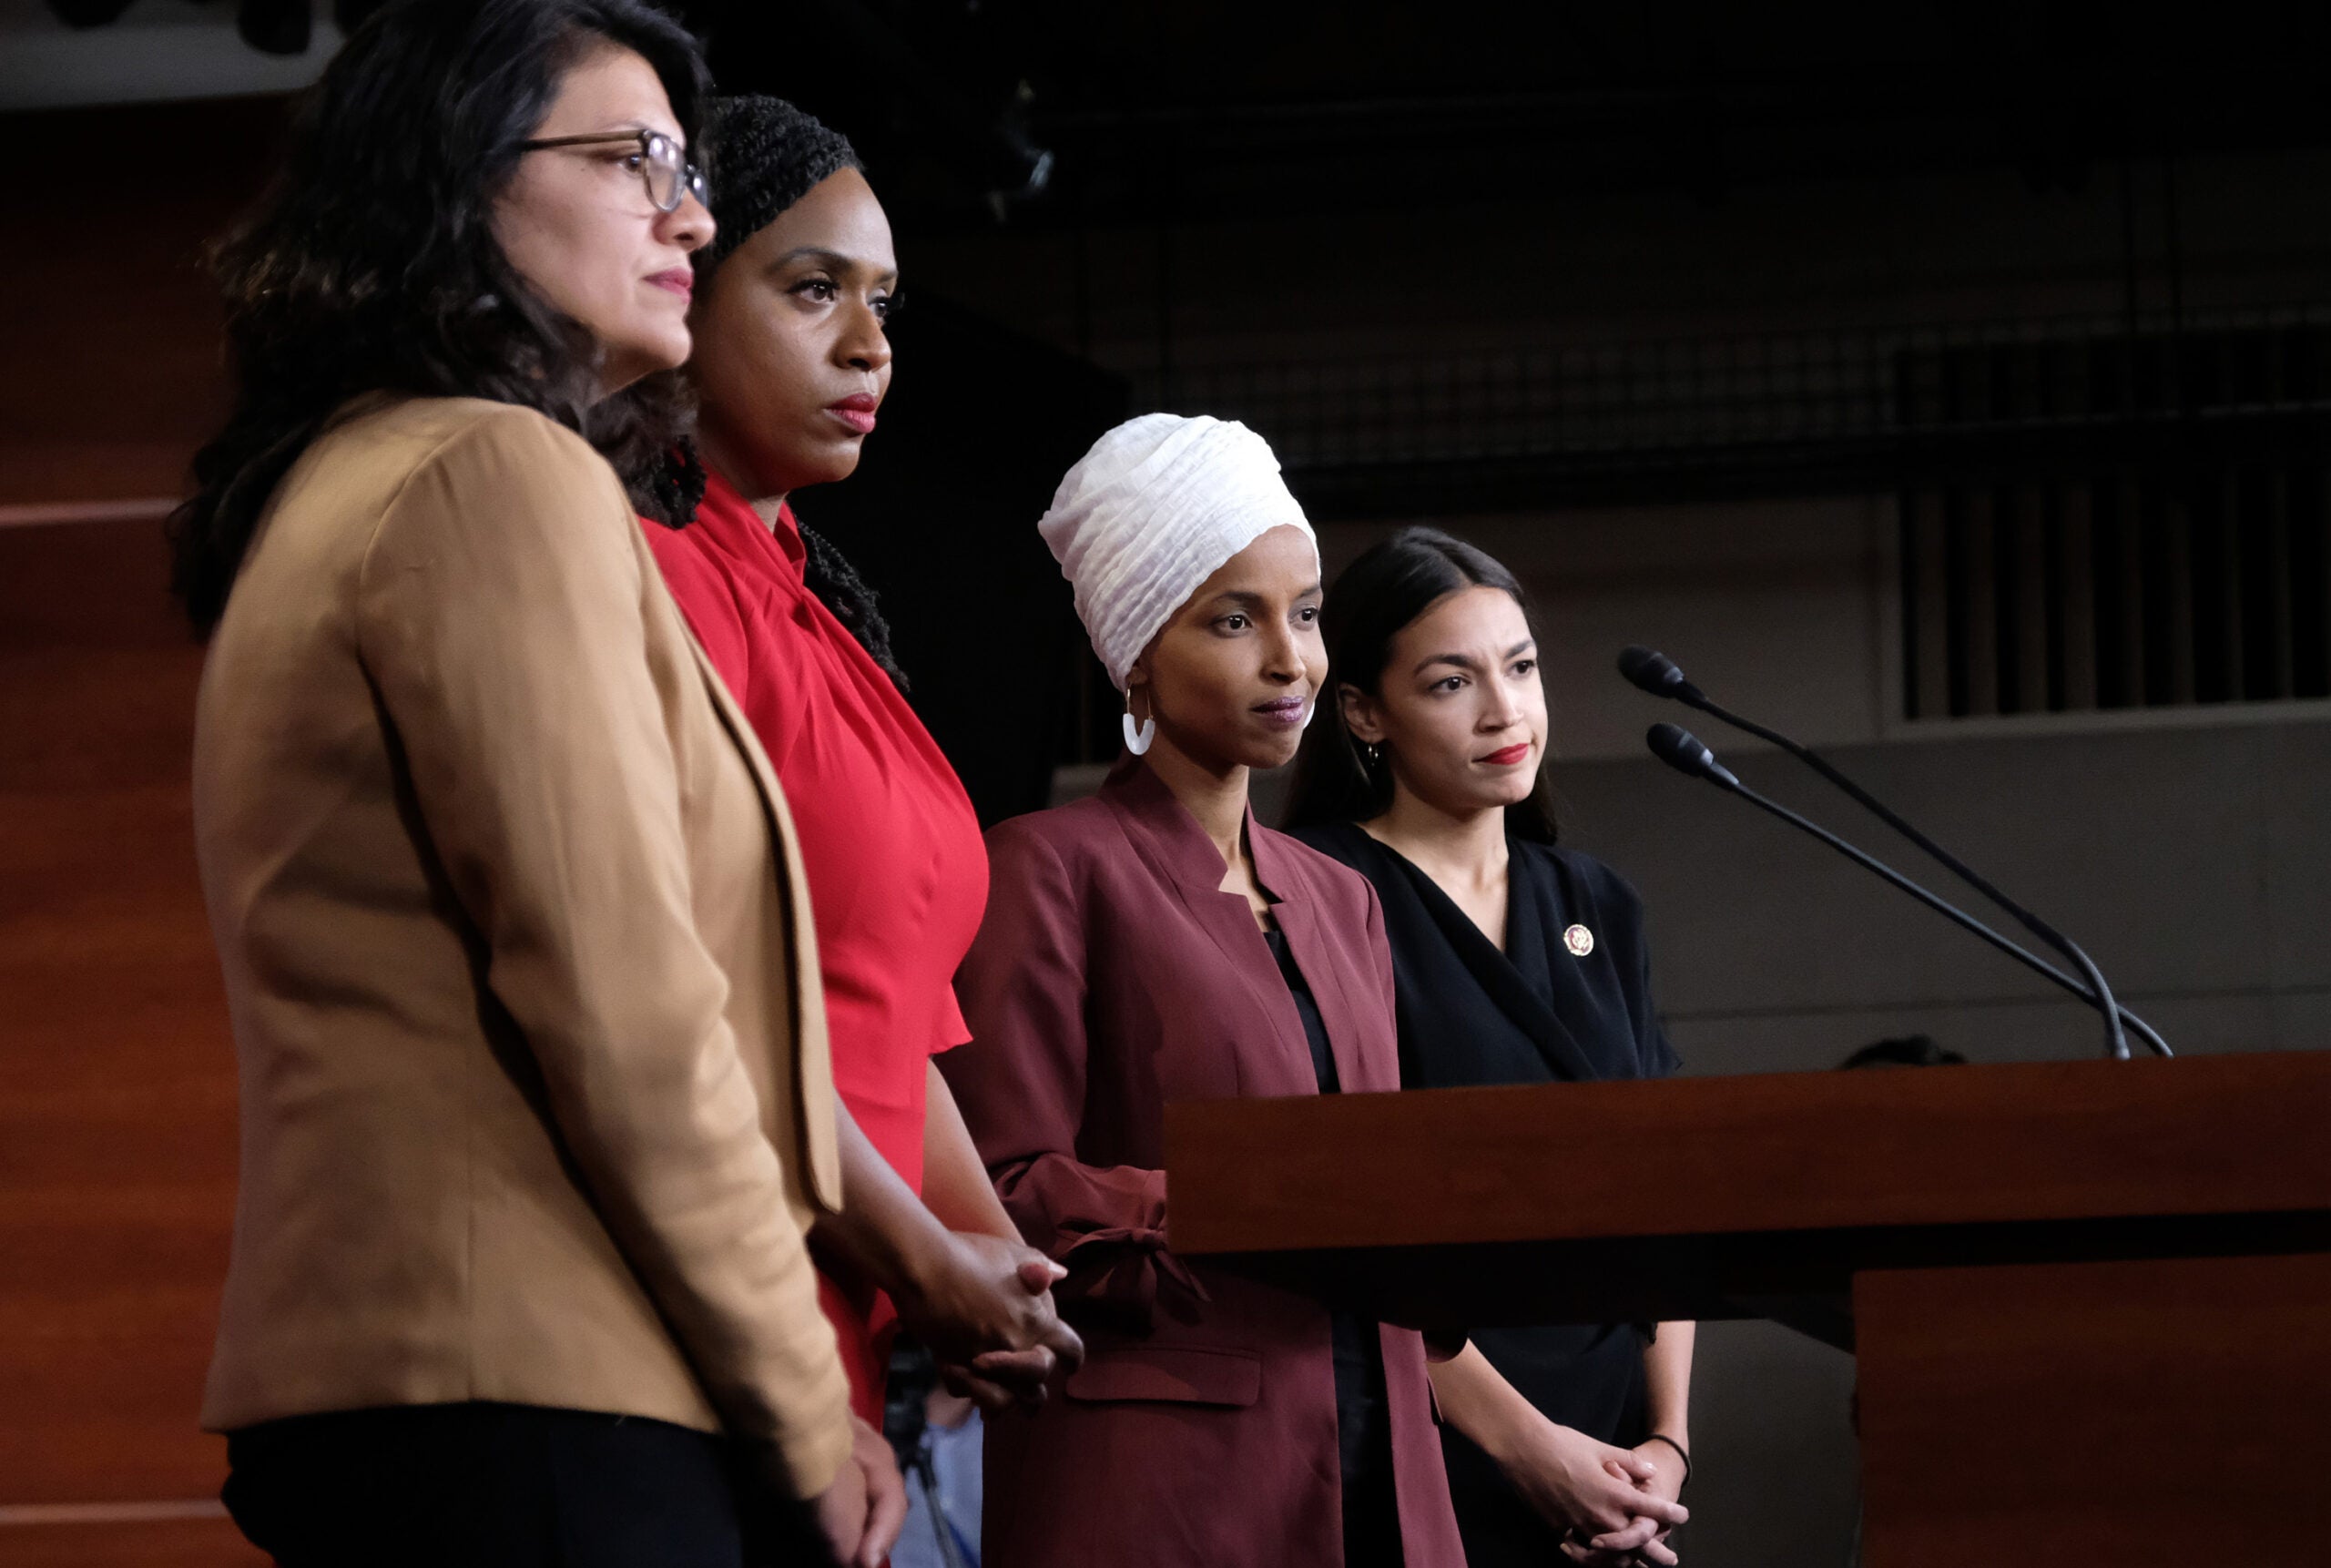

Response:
(191, 397), (851, 1496)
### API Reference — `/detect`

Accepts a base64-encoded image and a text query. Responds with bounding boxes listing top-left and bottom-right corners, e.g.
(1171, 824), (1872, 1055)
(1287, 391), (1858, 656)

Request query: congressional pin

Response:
(1562, 923), (1594, 958)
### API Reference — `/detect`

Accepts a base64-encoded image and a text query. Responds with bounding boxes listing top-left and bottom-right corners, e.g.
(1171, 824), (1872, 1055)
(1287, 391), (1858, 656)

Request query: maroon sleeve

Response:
(943, 818), (1201, 1329)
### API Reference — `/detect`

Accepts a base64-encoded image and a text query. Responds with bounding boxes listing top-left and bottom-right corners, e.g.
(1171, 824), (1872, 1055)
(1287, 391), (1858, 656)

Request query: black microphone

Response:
(1624, 648), (2163, 1059)
(1644, 723), (2160, 1056)
(1644, 720), (1737, 788)
(1618, 646), (1705, 706)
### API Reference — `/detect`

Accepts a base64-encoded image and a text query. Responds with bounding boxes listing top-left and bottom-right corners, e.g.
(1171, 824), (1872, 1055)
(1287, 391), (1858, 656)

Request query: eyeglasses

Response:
(517, 128), (709, 215)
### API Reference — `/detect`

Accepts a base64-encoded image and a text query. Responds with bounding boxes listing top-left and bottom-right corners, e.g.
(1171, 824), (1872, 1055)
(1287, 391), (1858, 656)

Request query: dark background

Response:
(17, 1), (2331, 814)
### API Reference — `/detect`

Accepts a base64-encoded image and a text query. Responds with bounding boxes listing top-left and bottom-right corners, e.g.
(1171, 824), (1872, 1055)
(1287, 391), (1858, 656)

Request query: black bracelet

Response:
(1644, 1431), (1692, 1489)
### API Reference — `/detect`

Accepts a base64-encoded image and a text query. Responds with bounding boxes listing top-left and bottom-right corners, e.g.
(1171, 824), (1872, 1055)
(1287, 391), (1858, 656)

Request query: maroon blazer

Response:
(943, 759), (1465, 1568)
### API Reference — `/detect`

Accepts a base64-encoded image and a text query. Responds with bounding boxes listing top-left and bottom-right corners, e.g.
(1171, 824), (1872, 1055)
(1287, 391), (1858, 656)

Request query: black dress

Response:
(1290, 823), (1682, 1568)
(1266, 925), (1404, 1568)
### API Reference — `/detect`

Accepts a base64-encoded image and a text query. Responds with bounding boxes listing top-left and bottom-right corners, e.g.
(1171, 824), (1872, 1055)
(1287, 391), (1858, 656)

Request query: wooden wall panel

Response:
(0, 97), (282, 509)
(0, 1516), (260, 1568)
(0, 100), (281, 1563)
(0, 519), (240, 1539)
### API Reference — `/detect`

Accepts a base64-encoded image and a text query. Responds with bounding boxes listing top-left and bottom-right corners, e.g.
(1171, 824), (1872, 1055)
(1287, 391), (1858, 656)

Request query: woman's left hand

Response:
(1559, 1441), (1686, 1566)
(1626, 1437), (1686, 1510)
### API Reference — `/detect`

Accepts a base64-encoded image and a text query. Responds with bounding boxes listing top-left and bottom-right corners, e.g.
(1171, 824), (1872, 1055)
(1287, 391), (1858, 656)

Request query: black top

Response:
(1265, 927), (1402, 1568)
(1291, 823), (1678, 1093)
(1290, 824), (1680, 1568)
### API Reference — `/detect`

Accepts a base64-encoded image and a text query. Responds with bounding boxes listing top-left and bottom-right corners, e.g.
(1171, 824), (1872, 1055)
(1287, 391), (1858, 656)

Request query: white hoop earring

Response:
(1122, 690), (1155, 757)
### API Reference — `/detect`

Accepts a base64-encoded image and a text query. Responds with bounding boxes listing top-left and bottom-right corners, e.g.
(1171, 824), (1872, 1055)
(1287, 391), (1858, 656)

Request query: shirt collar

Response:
(700, 467), (808, 575)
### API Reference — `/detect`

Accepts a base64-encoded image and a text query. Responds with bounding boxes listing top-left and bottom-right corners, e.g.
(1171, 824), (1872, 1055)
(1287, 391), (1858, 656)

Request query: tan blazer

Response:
(191, 396), (850, 1498)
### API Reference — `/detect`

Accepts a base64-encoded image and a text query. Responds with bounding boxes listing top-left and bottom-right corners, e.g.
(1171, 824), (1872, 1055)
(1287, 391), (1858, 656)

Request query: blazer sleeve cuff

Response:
(765, 1388), (856, 1501)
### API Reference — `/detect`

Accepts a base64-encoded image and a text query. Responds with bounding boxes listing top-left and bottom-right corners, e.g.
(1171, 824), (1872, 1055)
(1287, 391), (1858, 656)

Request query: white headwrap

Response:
(1038, 413), (1317, 691)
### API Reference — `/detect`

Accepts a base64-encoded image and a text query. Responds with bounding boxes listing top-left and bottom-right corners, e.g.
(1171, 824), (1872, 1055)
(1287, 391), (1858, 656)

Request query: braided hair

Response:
(638, 95), (909, 691)
(799, 521), (908, 690)
(697, 95), (860, 271)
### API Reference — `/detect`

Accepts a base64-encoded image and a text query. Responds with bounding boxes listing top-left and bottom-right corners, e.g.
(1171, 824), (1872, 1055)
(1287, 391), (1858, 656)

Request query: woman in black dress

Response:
(1286, 526), (1695, 1568)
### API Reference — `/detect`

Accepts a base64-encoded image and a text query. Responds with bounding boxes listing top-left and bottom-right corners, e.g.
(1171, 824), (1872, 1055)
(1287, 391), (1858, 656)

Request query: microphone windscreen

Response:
(1646, 721), (1716, 778)
(1618, 645), (1685, 696)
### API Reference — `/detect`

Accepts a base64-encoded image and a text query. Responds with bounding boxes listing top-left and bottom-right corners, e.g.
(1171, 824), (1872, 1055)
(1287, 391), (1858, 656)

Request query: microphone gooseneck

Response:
(1621, 648), (2163, 1060)
(1643, 724), (2155, 1054)
(1622, 643), (2163, 1057)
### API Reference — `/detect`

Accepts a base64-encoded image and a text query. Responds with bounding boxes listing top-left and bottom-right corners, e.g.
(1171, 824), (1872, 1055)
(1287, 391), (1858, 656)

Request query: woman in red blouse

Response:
(635, 96), (1080, 1421)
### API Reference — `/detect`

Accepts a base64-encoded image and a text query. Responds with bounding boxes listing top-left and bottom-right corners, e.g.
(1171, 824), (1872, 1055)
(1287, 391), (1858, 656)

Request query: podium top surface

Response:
(1165, 1051), (2331, 1259)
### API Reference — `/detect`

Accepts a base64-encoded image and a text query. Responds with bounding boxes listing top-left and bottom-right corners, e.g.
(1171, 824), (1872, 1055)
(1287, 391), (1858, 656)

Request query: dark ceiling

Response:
(35, 1), (2331, 229)
(680, 0), (2331, 232)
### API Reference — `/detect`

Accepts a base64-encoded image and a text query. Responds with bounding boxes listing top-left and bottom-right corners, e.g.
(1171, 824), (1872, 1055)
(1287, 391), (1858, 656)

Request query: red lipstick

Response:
(1481, 742), (1532, 767)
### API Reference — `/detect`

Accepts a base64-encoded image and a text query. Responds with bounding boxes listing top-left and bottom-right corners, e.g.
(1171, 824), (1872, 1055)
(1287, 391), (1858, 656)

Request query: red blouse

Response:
(642, 473), (989, 1420)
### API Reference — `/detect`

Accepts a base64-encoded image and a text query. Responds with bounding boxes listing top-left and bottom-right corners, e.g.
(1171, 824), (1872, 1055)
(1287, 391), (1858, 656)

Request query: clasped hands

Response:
(892, 1227), (1086, 1410)
(1509, 1420), (1689, 1567)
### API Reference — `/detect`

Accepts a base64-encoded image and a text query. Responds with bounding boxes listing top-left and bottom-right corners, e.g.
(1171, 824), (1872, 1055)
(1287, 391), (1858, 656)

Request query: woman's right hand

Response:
(810, 1413), (907, 1568)
(1493, 1410), (1688, 1566)
(894, 1229), (1085, 1410)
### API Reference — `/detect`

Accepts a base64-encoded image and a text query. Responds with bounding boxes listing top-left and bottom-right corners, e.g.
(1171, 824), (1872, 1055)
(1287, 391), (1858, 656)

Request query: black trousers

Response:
(223, 1402), (819, 1568)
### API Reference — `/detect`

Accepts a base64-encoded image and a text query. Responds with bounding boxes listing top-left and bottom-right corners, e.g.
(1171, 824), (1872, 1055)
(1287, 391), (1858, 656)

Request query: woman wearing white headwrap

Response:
(938, 415), (1467, 1568)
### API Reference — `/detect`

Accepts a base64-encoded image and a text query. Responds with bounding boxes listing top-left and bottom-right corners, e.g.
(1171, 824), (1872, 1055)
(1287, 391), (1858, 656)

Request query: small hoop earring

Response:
(1122, 689), (1156, 757)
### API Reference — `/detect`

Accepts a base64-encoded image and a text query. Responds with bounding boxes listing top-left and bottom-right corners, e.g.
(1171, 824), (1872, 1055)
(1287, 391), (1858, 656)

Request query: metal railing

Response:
(1128, 303), (2331, 510)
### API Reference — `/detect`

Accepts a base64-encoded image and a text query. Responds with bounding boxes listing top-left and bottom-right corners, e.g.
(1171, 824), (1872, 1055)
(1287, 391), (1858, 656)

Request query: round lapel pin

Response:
(1562, 923), (1594, 957)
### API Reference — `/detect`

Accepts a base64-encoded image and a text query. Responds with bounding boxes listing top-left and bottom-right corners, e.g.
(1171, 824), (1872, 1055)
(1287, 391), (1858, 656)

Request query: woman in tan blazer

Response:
(170, 3), (892, 1563)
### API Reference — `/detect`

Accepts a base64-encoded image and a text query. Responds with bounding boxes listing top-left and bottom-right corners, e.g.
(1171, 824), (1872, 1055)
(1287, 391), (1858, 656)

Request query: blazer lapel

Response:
(1099, 763), (1317, 1098)
(676, 611), (843, 1211)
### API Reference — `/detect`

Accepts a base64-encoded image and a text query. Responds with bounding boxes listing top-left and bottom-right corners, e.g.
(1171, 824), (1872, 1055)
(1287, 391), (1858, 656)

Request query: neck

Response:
(594, 360), (646, 407)
(1366, 783), (1508, 889)
(1142, 733), (1251, 871)
(696, 428), (789, 534)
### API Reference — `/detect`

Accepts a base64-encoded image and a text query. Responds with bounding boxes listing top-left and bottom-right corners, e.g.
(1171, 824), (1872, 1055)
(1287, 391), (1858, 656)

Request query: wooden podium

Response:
(1164, 1051), (2331, 1567)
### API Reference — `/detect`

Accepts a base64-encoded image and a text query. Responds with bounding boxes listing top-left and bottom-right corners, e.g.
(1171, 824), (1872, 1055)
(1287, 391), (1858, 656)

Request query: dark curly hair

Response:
(1282, 526), (1561, 843)
(168, 0), (709, 633)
